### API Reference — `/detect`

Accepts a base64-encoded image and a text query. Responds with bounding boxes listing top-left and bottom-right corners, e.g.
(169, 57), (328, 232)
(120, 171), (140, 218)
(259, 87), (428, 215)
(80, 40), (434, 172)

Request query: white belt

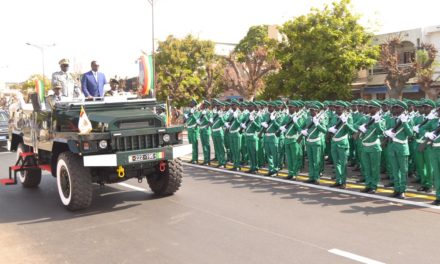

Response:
(199, 125), (208, 129)
(416, 139), (424, 144)
(212, 127), (222, 132)
(307, 137), (321, 143)
(392, 138), (408, 144)
(433, 143), (440, 147)
(265, 133), (276, 136)
(230, 129), (240, 134)
(332, 134), (348, 142)
(286, 134), (298, 139)
(187, 124), (197, 129)
(362, 139), (380, 147)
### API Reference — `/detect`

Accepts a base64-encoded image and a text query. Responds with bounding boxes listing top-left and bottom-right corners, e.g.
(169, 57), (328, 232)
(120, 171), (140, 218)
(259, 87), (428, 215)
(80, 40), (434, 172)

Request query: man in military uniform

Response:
(328, 101), (356, 188)
(283, 101), (305, 179)
(358, 101), (383, 193)
(226, 99), (243, 171)
(261, 101), (281, 176)
(52, 58), (80, 98)
(242, 102), (261, 173)
(197, 100), (213, 165)
(385, 101), (413, 199)
(425, 102), (440, 205)
(46, 81), (64, 108)
(211, 100), (227, 168)
(184, 99), (200, 164)
(105, 79), (122, 96)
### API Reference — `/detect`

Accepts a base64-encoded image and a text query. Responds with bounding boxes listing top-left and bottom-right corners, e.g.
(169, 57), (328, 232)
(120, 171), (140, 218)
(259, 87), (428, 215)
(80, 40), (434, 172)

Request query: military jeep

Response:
(6, 93), (191, 210)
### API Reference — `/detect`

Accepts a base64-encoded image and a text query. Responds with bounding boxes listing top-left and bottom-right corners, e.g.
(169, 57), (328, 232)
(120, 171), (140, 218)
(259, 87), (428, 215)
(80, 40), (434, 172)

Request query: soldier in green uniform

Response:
(382, 100), (395, 186)
(283, 101), (305, 179)
(425, 103), (440, 205)
(239, 101), (250, 165)
(357, 101), (383, 193)
(276, 100), (288, 170)
(328, 101), (356, 188)
(413, 99), (437, 192)
(223, 101), (233, 163)
(352, 100), (369, 182)
(301, 103), (327, 184)
(226, 99), (243, 171)
(384, 101), (413, 199)
(412, 101), (426, 183)
(257, 101), (267, 169)
(184, 99), (200, 164)
(197, 100), (213, 165)
(261, 102), (281, 176)
(211, 100), (227, 168)
(243, 102), (261, 173)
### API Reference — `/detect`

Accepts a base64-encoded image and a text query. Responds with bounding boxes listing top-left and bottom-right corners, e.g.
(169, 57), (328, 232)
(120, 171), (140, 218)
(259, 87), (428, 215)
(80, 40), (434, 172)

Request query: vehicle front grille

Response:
(112, 134), (160, 151)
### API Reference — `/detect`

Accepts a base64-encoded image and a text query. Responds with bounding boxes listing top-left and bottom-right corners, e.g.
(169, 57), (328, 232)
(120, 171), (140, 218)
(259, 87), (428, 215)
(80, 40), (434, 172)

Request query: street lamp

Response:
(25, 42), (56, 79)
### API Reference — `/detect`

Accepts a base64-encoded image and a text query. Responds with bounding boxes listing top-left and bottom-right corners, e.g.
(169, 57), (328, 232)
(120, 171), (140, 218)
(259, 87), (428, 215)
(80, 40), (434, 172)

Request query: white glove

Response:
(313, 116), (319, 125)
(224, 122), (230, 128)
(190, 108), (195, 114)
(427, 111), (437, 120)
(196, 120), (201, 125)
(213, 109), (218, 114)
(261, 122), (268, 128)
(328, 126), (337, 134)
(372, 113), (381, 122)
(280, 125), (286, 132)
(292, 115), (299, 123)
(399, 114), (409, 123)
(249, 115), (255, 121)
(340, 115), (348, 123)
(241, 123), (246, 129)
(184, 114), (189, 119)
(270, 113), (276, 120)
(359, 124), (367, 133)
(209, 118), (213, 123)
(425, 132), (436, 140)
(385, 129), (396, 138)
(233, 111), (238, 118)
(301, 129), (308, 136)
(202, 110), (207, 115)
(413, 125), (420, 133)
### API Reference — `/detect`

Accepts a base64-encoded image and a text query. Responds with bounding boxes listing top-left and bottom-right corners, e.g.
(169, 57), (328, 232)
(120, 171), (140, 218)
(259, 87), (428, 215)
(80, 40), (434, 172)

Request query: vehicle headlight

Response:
(163, 134), (170, 143)
(98, 140), (108, 149)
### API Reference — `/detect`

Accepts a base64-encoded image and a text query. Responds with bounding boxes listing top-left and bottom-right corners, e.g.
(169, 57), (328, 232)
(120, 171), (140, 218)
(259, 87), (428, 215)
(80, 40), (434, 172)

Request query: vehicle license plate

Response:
(129, 152), (164, 163)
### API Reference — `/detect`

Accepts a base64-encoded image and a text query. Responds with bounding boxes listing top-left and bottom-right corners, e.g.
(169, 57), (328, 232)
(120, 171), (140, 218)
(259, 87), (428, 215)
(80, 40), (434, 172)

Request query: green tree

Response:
(416, 43), (438, 100)
(265, 0), (378, 100)
(224, 25), (279, 100)
(155, 35), (223, 107)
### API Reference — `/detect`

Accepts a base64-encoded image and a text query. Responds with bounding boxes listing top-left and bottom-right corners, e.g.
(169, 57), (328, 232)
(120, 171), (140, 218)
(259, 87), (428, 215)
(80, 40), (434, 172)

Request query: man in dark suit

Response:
(81, 60), (107, 98)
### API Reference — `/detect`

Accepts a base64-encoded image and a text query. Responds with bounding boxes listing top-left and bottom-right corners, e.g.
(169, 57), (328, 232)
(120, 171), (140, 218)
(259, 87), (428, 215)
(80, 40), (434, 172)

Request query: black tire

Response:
(56, 152), (93, 211)
(16, 143), (41, 188)
(147, 158), (183, 196)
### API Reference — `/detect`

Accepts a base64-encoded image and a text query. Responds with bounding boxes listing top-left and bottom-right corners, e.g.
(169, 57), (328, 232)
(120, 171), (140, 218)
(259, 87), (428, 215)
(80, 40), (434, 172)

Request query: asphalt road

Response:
(1, 150), (440, 264)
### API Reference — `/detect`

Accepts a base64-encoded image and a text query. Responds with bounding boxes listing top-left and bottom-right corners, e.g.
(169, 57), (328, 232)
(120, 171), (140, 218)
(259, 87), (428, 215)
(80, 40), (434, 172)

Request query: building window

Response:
(402, 51), (415, 64)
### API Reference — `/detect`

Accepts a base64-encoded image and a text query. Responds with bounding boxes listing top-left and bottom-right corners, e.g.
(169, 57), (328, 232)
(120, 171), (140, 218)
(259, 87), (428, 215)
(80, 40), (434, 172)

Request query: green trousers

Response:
(246, 137), (259, 171)
(212, 134), (226, 166)
(241, 135), (248, 163)
(348, 137), (356, 165)
(285, 142), (301, 177)
(230, 133), (242, 168)
(331, 144), (349, 184)
(224, 132), (232, 162)
(264, 139), (278, 173)
(278, 136), (285, 169)
(188, 129), (199, 162)
(384, 146), (393, 181)
(389, 145), (409, 193)
(429, 147), (440, 199)
(200, 132), (211, 163)
(408, 140), (416, 176)
(415, 146), (433, 188)
(306, 143), (323, 180)
(361, 150), (381, 190)
(258, 137), (265, 168)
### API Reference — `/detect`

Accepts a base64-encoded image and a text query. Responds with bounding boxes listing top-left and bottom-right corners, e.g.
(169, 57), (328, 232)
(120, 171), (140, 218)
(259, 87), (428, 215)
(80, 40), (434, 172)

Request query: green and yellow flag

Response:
(139, 54), (154, 96)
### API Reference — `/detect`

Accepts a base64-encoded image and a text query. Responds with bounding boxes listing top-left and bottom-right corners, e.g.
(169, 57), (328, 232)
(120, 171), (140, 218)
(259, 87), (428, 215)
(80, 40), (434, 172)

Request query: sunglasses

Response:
(62, 64), (69, 67)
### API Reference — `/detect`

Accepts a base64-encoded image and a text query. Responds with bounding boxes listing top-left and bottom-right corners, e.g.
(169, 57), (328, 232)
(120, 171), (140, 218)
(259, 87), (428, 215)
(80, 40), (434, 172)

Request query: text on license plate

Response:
(129, 151), (165, 163)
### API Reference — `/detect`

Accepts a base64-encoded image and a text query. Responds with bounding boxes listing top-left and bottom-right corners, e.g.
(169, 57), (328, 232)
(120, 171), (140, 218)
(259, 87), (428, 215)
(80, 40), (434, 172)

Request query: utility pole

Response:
(147, 0), (156, 97)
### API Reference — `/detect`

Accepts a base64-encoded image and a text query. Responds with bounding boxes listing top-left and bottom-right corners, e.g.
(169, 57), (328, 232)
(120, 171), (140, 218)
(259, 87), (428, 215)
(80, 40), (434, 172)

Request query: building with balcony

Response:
(353, 25), (440, 99)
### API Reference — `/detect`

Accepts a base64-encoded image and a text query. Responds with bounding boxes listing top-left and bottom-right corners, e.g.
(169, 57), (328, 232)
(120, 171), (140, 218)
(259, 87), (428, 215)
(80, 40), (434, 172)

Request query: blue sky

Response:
(1, 0), (439, 83)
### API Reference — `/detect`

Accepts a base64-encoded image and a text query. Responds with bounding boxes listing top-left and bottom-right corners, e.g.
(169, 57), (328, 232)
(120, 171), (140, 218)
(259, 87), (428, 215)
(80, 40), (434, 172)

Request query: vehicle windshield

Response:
(0, 112), (8, 122)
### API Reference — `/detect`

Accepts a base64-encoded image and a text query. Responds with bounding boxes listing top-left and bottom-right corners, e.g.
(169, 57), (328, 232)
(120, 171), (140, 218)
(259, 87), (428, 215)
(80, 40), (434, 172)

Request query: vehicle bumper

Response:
(83, 144), (192, 167)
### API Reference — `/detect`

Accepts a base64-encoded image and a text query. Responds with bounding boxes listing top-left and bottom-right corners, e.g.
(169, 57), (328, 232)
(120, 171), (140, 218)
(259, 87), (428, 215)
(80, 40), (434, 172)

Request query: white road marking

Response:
(118, 182), (148, 192)
(184, 163), (440, 210)
(0, 151), (12, 155)
(328, 249), (385, 264)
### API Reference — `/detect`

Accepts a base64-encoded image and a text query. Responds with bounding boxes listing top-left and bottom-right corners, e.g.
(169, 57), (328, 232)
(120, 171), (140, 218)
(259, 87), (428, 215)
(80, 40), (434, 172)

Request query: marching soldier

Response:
(283, 101), (305, 179)
(261, 101), (281, 176)
(242, 102), (261, 173)
(257, 101), (267, 169)
(184, 99), (200, 164)
(211, 100), (227, 168)
(197, 100), (213, 165)
(357, 101), (383, 193)
(223, 101), (233, 163)
(384, 101), (413, 199)
(277, 100), (288, 170)
(301, 102), (327, 184)
(226, 99), (243, 171)
(328, 101), (356, 188)
(425, 102), (440, 205)
(239, 102), (249, 165)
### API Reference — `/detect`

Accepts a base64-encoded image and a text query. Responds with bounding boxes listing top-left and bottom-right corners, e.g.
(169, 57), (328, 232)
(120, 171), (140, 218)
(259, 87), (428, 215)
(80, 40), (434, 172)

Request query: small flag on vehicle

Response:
(78, 106), (92, 134)
(139, 54), (154, 96)
(35, 79), (45, 104)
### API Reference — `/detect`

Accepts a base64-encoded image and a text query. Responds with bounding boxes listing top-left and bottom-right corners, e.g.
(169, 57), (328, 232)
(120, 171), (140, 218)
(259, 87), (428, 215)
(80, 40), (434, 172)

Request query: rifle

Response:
(224, 110), (237, 132)
(382, 118), (403, 148)
(296, 110), (324, 143)
(240, 112), (255, 133)
(352, 117), (375, 140)
(276, 111), (302, 137)
(258, 111), (277, 138)
(418, 125), (440, 152)
(325, 112), (347, 143)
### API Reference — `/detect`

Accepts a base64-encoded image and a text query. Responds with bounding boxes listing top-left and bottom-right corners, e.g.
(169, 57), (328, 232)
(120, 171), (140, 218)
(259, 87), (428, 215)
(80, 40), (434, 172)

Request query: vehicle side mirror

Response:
(29, 93), (42, 112)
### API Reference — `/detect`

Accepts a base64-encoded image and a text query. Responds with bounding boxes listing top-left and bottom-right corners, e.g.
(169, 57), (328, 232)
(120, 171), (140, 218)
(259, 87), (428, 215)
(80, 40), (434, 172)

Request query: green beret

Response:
(315, 101), (324, 109)
(230, 99), (239, 105)
(223, 101), (231, 106)
(308, 103), (320, 110)
(422, 99), (436, 108)
(203, 99), (211, 106)
(436, 100), (440, 108)
(367, 100), (381, 108)
(287, 100), (296, 107)
(393, 100), (408, 110)
(334, 101), (345, 107)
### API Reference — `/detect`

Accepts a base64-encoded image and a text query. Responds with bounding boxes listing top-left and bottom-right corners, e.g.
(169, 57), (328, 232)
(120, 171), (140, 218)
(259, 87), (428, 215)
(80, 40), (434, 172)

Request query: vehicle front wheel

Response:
(56, 152), (92, 211)
(147, 159), (183, 196)
(17, 143), (41, 188)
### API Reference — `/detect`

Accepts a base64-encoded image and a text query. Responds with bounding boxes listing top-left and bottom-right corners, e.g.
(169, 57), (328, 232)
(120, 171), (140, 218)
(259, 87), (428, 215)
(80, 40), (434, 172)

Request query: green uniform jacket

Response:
(304, 114), (327, 145)
(198, 110), (213, 135)
(185, 110), (200, 133)
(229, 110), (244, 137)
(244, 112), (262, 141)
(211, 111), (226, 136)
(328, 114), (356, 148)
(360, 118), (384, 153)
(386, 117), (413, 155)
(261, 112), (281, 143)
(284, 113), (306, 144)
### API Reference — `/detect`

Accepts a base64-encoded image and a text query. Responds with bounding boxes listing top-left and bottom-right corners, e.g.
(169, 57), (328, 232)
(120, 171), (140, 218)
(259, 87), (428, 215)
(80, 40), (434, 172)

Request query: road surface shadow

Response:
(186, 166), (417, 215)
(0, 177), (160, 224)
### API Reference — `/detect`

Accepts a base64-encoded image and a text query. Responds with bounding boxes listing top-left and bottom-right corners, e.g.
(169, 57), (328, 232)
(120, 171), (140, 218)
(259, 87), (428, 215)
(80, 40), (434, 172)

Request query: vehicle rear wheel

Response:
(56, 152), (92, 211)
(147, 158), (182, 196)
(17, 143), (41, 188)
